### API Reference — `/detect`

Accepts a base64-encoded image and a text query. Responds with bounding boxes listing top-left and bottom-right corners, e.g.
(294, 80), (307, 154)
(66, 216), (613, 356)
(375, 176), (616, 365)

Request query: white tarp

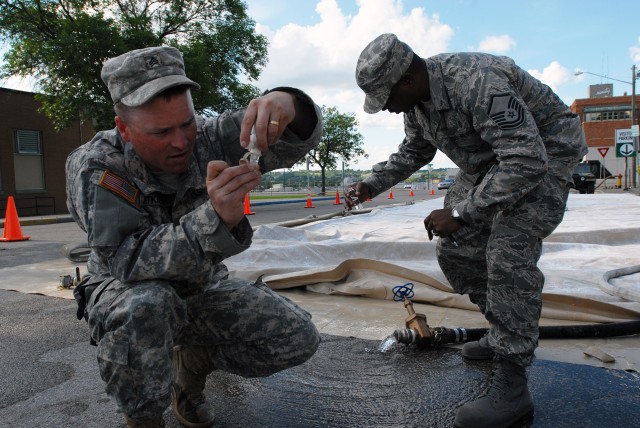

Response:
(226, 194), (640, 323)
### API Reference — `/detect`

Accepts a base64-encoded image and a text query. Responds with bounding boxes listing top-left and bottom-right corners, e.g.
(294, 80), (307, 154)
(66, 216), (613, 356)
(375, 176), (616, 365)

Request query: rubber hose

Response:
(441, 321), (640, 345)
(599, 265), (640, 303)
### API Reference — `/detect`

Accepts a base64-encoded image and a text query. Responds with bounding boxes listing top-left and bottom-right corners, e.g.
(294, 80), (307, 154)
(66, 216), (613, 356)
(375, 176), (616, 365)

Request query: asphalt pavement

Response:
(1, 188), (640, 427)
(1, 288), (639, 428)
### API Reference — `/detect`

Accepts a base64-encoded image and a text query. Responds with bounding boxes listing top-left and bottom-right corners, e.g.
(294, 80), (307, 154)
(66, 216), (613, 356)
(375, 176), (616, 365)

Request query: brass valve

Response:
(401, 297), (433, 344)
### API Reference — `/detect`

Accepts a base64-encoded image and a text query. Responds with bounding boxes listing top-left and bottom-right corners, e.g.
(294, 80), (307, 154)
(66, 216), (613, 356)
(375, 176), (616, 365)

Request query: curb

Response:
(0, 215), (75, 228)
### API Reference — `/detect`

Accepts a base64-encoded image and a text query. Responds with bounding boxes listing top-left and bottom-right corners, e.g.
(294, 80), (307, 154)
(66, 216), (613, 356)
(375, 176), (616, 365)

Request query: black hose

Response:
(456, 321), (640, 342)
(539, 320), (640, 339)
(394, 321), (640, 346)
(396, 265), (640, 346)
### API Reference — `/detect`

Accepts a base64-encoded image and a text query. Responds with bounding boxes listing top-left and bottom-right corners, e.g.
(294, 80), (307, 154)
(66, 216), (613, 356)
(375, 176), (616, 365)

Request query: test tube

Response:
(348, 187), (363, 210)
(247, 127), (261, 169)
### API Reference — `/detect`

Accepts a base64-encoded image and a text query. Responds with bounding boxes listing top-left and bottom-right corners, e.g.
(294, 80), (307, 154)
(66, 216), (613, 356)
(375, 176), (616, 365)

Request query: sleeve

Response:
(261, 87), (323, 171)
(66, 157), (251, 286)
(107, 198), (252, 284)
(453, 67), (548, 226)
(363, 113), (438, 197)
(202, 88), (323, 173)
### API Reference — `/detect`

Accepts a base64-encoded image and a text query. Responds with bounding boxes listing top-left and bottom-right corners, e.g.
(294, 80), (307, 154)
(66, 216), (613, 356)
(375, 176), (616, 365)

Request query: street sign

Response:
(597, 147), (609, 157)
(617, 142), (635, 157)
(632, 125), (639, 137)
(615, 129), (636, 157)
(615, 129), (633, 144)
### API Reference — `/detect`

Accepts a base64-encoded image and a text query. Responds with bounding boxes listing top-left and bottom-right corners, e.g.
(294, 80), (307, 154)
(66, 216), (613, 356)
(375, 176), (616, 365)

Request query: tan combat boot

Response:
(171, 346), (216, 428)
(454, 358), (534, 428)
(124, 415), (164, 428)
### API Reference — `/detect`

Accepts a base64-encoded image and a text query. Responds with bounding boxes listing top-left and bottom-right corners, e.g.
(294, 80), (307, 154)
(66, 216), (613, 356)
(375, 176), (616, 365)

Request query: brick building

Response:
(570, 85), (638, 181)
(0, 88), (94, 216)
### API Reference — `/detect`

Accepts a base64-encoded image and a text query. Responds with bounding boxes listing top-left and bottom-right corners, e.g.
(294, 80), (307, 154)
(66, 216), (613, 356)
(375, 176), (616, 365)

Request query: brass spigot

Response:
(391, 295), (475, 347)
(398, 297), (433, 344)
(404, 297), (432, 340)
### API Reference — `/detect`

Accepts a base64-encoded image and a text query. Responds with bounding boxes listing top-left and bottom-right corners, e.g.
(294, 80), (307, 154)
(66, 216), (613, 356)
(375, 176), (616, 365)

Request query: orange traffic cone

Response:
(304, 194), (315, 208)
(388, 190), (394, 199)
(1, 196), (30, 242)
(334, 190), (341, 205)
(409, 189), (414, 197)
(431, 189), (435, 195)
(243, 194), (255, 215)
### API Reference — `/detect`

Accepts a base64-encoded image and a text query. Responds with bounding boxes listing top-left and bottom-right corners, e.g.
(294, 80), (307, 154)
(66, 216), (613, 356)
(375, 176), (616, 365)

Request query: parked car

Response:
(572, 163), (596, 194)
(437, 179), (454, 190)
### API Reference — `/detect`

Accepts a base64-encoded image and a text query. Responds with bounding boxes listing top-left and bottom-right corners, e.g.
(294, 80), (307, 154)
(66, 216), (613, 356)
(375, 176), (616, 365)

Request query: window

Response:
(13, 130), (45, 191)
(584, 107), (632, 122)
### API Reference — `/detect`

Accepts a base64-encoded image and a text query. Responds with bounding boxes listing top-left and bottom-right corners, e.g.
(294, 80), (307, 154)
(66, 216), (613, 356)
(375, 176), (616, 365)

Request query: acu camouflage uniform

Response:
(362, 53), (587, 366)
(66, 101), (322, 418)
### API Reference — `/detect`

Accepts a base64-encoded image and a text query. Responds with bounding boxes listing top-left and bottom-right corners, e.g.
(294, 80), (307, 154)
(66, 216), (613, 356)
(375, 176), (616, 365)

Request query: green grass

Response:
(249, 193), (311, 200)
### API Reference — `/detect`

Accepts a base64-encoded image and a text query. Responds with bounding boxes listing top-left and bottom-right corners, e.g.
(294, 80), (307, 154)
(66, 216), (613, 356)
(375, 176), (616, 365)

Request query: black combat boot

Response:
(454, 358), (534, 428)
(171, 346), (216, 428)
(461, 336), (494, 360)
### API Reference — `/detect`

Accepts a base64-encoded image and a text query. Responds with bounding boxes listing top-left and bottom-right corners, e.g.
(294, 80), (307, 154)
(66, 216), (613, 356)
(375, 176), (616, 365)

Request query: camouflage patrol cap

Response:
(355, 34), (414, 114)
(101, 46), (200, 107)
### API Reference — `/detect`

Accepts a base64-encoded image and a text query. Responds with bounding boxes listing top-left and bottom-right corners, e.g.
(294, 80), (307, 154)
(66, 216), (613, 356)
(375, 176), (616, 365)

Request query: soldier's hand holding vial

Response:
(344, 182), (370, 211)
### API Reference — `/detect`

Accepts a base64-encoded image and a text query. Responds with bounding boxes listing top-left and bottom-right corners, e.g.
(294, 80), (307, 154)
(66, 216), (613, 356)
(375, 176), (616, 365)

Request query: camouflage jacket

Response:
(66, 103), (322, 296)
(364, 53), (587, 226)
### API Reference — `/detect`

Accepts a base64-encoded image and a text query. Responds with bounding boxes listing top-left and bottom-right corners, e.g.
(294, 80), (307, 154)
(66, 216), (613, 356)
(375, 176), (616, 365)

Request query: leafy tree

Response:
(0, 0), (268, 130)
(303, 106), (367, 193)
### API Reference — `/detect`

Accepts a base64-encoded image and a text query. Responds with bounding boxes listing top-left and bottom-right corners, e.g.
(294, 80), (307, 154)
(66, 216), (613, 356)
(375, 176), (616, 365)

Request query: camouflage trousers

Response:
(437, 173), (572, 367)
(87, 277), (320, 418)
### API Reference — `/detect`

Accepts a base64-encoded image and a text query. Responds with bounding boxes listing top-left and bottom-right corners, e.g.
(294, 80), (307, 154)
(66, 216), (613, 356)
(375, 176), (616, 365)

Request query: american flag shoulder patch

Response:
(99, 170), (139, 204)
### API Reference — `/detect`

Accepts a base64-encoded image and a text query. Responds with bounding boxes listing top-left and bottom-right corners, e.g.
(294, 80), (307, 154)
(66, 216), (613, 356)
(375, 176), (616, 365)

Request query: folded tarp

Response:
(227, 194), (640, 323)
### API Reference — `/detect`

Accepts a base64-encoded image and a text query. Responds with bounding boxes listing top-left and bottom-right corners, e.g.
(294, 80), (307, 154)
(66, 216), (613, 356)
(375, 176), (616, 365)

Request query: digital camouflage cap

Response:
(355, 34), (414, 114)
(101, 46), (200, 107)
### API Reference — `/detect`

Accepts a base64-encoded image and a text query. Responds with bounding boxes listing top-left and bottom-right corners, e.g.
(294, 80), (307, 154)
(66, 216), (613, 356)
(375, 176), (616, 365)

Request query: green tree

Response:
(0, 0), (267, 131)
(303, 106), (367, 194)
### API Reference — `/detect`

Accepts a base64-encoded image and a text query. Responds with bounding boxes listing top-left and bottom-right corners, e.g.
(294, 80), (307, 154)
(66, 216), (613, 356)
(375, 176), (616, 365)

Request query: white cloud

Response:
(251, 0), (455, 168)
(0, 74), (37, 92)
(476, 35), (516, 53)
(630, 37), (640, 63)
(528, 61), (571, 92)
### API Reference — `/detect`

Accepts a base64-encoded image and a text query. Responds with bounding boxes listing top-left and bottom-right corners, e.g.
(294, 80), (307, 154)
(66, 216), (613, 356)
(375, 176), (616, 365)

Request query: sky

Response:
(3, 0), (640, 170)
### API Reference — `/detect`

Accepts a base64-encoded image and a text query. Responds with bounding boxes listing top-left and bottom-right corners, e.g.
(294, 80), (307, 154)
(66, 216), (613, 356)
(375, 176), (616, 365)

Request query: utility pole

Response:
(632, 64), (638, 188)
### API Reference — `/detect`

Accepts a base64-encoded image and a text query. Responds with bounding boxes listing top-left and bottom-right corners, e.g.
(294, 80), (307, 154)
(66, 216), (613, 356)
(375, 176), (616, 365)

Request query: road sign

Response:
(615, 129), (633, 144)
(616, 142), (636, 157)
(615, 129), (636, 157)
(597, 147), (609, 157)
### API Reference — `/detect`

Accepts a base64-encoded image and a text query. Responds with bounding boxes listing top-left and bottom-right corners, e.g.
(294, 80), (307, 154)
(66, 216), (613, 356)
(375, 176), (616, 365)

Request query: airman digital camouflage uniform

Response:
(66, 100), (322, 418)
(358, 42), (587, 366)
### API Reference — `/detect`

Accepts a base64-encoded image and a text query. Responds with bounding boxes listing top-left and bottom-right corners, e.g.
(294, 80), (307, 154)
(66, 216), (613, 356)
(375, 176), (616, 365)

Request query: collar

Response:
(424, 57), (452, 112)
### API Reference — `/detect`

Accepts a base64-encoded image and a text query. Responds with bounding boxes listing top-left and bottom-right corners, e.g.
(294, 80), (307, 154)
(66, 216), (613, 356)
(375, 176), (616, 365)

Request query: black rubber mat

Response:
(201, 334), (640, 428)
